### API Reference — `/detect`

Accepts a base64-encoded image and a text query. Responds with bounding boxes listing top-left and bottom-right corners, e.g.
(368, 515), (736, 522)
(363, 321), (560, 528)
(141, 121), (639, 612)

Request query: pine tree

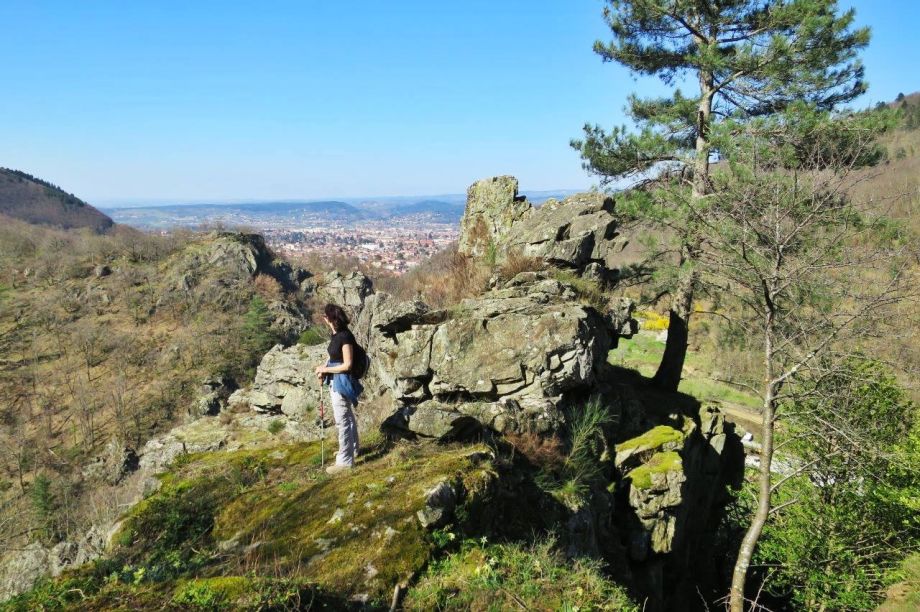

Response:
(573, 0), (869, 391)
(242, 295), (275, 360)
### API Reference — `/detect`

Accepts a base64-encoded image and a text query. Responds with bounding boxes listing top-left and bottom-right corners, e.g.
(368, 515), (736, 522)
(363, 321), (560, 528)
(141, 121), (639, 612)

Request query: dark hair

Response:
(323, 303), (350, 331)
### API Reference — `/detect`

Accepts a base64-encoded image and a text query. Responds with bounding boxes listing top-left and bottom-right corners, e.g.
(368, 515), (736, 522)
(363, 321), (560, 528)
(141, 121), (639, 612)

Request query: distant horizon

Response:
(93, 186), (592, 210)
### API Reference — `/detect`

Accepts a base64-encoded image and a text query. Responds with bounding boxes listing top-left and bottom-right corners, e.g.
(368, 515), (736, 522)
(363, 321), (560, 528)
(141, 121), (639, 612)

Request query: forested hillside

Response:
(0, 169), (113, 233)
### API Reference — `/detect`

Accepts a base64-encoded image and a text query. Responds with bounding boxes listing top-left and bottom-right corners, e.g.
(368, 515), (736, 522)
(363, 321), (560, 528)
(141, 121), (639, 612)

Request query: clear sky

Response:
(2, 1), (917, 204)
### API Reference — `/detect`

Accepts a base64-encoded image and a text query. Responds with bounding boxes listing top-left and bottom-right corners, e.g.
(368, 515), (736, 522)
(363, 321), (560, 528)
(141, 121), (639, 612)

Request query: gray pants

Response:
(330, 389), (359, 466)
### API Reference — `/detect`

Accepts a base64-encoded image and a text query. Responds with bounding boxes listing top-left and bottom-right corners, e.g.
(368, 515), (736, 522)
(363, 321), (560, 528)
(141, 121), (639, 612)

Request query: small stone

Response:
(327, 508), (345, 525)
(314, 538), (333, 552)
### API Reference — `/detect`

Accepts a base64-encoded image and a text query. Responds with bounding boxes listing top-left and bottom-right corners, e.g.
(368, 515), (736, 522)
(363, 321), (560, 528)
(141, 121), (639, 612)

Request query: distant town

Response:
(264, 216), (458, 274)
(101, 190), (581, 274)
(102, 201), (463, 274)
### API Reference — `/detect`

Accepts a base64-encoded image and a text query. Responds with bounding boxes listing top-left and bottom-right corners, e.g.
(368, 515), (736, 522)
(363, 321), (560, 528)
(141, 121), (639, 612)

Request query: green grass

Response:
(609, 333), (760, 409)
(678, 377), (760, 409)
(879, 553), (920, 612)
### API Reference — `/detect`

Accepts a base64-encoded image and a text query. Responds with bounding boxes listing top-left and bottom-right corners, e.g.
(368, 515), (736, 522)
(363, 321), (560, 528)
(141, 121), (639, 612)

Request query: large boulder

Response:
(235, 343), (328, 416)
(356, 272), (618, 438)
(314, 270), (374, 316)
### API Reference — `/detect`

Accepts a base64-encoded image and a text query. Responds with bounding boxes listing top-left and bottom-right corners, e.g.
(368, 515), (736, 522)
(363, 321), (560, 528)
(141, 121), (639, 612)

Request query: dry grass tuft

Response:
(505, 431), (565, 470)
(380, 242), (491, 308)
(496, 249), (544, 281)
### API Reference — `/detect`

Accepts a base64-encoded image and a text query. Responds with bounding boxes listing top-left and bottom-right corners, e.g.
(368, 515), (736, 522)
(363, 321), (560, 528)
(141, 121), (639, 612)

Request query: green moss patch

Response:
(615, 425), (683, 454)
(39, 440), (496, 609)
(626, 451), (683, 490)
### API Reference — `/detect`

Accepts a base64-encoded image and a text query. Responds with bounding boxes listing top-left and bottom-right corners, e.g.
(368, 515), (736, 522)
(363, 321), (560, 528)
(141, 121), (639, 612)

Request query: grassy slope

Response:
(2, 436), (637, 611)
(878, 553), (920, 612)
(609, 331), (762, 433)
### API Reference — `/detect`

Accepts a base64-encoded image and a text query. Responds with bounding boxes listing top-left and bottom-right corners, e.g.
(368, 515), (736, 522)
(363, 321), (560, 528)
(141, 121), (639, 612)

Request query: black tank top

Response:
(327, 328), (356, 362)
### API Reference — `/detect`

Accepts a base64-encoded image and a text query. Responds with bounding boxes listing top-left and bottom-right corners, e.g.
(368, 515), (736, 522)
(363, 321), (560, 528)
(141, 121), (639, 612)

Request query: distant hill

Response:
(384, 199), (466, 221)
(0, 168), (114, 232)
(102, 200), (369, 229)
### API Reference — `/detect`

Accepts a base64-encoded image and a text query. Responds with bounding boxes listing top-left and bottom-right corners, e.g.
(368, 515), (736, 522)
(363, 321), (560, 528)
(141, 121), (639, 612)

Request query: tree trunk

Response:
(730, 315), (777, 611)
(652, 69), (712, 392)
(651, 262), (696, 391)
(693, 71), (714, 199)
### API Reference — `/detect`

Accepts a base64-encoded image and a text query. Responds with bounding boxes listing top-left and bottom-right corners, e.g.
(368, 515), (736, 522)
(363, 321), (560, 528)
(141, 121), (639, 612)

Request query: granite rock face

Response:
(458, 177), (627, 282)
(458, 176), (532, 258)
(315, 270), (374, 317)
(355, 272), (617, 438)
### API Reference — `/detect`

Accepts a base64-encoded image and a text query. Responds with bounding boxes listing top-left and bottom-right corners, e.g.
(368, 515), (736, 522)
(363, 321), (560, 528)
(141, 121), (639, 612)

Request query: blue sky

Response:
(2, 1), (917, 204)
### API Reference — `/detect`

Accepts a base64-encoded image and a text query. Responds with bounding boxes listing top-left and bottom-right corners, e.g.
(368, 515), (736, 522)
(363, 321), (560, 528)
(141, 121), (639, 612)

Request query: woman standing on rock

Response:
(314, 303), (362, 474)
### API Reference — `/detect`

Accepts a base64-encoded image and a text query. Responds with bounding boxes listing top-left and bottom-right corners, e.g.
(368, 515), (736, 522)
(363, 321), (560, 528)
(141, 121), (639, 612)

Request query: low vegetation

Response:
(405, 538), (638, 611)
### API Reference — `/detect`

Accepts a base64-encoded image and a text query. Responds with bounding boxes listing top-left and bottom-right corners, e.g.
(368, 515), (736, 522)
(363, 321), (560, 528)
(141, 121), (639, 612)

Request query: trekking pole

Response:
(318, 383), (325, 467)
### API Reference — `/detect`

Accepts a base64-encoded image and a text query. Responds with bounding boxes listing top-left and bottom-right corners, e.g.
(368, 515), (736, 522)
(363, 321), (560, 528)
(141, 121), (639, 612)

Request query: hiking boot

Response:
(325, 464), (352, 475)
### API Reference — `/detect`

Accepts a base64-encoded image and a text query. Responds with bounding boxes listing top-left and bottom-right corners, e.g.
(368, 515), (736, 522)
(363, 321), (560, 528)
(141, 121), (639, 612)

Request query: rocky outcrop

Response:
(355, 271), (618, 438)
(81, 438), (140, 486)
(459, 175), (533, 258)
(230, 343), (328, 416)
(458, 177), (627, 283)
(0, 527), (108, 602)
(611, 403), (744, 609)
(190, 375), (236, 418)
(314, 270), (374, 316)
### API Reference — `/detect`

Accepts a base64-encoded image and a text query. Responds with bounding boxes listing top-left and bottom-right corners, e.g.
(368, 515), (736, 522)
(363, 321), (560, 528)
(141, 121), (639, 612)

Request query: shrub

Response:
(634, 309), (669, 331)
(505, 431), (565, 471)
(496, 249), (544, 281)
(268, 419), (285, 435)
(549, 269), (609, 312)
(724, 359), (920, 610)
(297, 326), (326, 346)
(252, 273), (282, 300)
(536, 396), (613, 506)
(386, 243), (491, 308)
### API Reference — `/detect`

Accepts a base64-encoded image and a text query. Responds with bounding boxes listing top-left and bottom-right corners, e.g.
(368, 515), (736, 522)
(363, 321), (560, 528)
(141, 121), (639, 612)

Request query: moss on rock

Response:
(15, 440), (498, 610)
(616, 425), (683, 454)
(626, 451), (683, 490)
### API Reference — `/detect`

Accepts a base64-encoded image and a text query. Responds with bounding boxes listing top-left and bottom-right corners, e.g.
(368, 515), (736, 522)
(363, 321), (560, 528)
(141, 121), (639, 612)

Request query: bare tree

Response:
(683, 108), (916, 610)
